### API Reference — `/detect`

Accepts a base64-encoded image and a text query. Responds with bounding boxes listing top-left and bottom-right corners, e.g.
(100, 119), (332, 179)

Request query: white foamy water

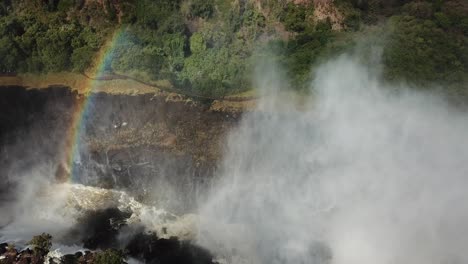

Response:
(0, 182), (197, 244)
(66, 183), (198, 240)
(45, 245), (85, 264)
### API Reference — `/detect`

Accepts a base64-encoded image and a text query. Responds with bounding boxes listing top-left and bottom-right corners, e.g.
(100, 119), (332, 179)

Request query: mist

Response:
(1, 53), (468, 264)
(0, 89), (202, 246)
(198, 55), (468, 264)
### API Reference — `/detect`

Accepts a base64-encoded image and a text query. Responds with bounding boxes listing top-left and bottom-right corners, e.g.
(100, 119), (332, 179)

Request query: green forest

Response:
(0, 0), (467, 97)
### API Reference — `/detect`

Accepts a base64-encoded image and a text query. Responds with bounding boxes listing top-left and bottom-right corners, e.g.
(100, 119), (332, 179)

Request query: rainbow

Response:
(61, 28), (125, 183)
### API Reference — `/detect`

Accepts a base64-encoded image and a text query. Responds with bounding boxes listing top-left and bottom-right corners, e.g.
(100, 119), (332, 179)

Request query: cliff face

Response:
(0, 85), (241, 213)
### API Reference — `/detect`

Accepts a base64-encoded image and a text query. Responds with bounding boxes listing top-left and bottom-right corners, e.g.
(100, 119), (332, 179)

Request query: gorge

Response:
(1, 56), (468, 264)
(1, 0), (467, 263)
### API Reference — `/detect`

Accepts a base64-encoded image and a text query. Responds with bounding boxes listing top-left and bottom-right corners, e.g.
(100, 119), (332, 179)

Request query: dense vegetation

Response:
(0, 0), (466, 97)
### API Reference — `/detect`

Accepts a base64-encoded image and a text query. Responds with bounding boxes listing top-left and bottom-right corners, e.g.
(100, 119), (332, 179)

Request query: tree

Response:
(281, 3), (311, 32)
(29, 233), (52, 254)
(189, 0), (214, 19)
(383, 15), (468, 84)
(0, 36), (20, 71)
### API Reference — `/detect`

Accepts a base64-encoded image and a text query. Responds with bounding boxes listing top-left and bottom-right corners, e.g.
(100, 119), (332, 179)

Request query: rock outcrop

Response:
(0, 85), (242, 213)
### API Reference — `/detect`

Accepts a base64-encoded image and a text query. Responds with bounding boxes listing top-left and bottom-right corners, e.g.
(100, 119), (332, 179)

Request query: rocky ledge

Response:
(0, 85), (247, 213)
(0, 208), (217, 264)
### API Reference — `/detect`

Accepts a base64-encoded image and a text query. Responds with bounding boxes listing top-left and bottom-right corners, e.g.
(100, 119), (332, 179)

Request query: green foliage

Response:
(29, 233), (52, 253)
(180, 47), (247, 96)
(281, 3), (312, 32)
(94, 249), (125, 264)
(315, 19), (332, 32)
(242, 7), (266, 28)
(260, 14), (357, 90)
(57, 0), (74, 12)
(105, 0), (117, 21)
(401, 1), (433, 19)
(120, 2), (137, 24)
(189, 0), (214, 19)
(0, 35), (19, 71)
(460, 18), (468, 35)
(0, 2), (7, 16)
(135, 0), (182, 29)
(276, 29), (349, 90)
(0, 0), (466, 97)
(36, 22), (79, 71)
(110, 21), (187, 80)
(440, 0), (468, 34)
(383, 15), (468, 84)
(344, 12), (361, 31)
(0, 5), (107, 73)
(336, 0), (362, 31)
(434, 12), (450, 29)
(71, 46), (95, 72)
(189, 32), (206, 54)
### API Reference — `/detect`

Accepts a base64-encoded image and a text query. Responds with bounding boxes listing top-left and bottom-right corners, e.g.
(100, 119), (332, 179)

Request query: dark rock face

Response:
(0, 247), (46, 264)
(0, 86), (76, 203)
(0, 243), (8, 255)
(126, 233), (216, 264)
(0, 86), (238, 213)
(70, 207), (216, 264)
(60, 251), (94, 264)
(0, 243), (17, 264)
(1, 207), (218, 263)
(73, 208), (132, 250)
(61, 253), (80, 264)
(0, 85), (230, 263)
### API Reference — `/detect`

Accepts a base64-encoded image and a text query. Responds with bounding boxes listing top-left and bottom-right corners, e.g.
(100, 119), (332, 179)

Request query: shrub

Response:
(383, 15), (468, 84)
(57, 0), (74, 12)
(344, 12), (361, 31)
(281, 3), (312, 32)
(94, 249), (125, 264)
(189, 0), (214, 19)
(402, 1), (433, 19)
(189, 32), (206, 54)
(434, 12), (451, 29)
(29, 233), (52, 253)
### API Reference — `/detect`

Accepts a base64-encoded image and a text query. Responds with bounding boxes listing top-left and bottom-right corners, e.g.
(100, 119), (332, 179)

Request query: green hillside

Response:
(0, 0), (467, 97)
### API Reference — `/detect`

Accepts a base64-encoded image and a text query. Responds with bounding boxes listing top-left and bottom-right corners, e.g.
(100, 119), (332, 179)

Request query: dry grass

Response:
(0, 73), (161, 95)
(0, 73), (259, 112)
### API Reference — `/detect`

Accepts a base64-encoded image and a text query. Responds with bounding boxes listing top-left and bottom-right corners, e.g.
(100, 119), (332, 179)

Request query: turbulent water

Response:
(0, 182), (199, 263)
(0, 182), (197, 243)
(2, 56), (468, 264)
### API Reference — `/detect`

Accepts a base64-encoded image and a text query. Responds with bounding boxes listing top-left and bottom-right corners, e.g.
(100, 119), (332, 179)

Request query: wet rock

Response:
(61, 254), (78, 264)
(61, 251), (85, 264)
(0, 243), (8, 255)
(77, 251), (95, 264)
(1, 85), (237, 212)
(1, 245), (17, 264)
(1, 227), (217, 264)
(126, 232), (216, 264)
(74, 251), (83, 259)
(161, 134), (177, 147)
(47, 255), (61, 264)
(76, 208), (131, 250)
(0, 86), (234, 263)
(111, 162), (123, 172)
(16, 248), (44, 264)
(54, 163), (70, 183)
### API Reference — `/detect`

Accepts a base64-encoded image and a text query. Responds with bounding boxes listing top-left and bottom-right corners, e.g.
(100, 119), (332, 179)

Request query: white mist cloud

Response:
(198, 55), (468, 264)
(0, 164), (75, 243)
